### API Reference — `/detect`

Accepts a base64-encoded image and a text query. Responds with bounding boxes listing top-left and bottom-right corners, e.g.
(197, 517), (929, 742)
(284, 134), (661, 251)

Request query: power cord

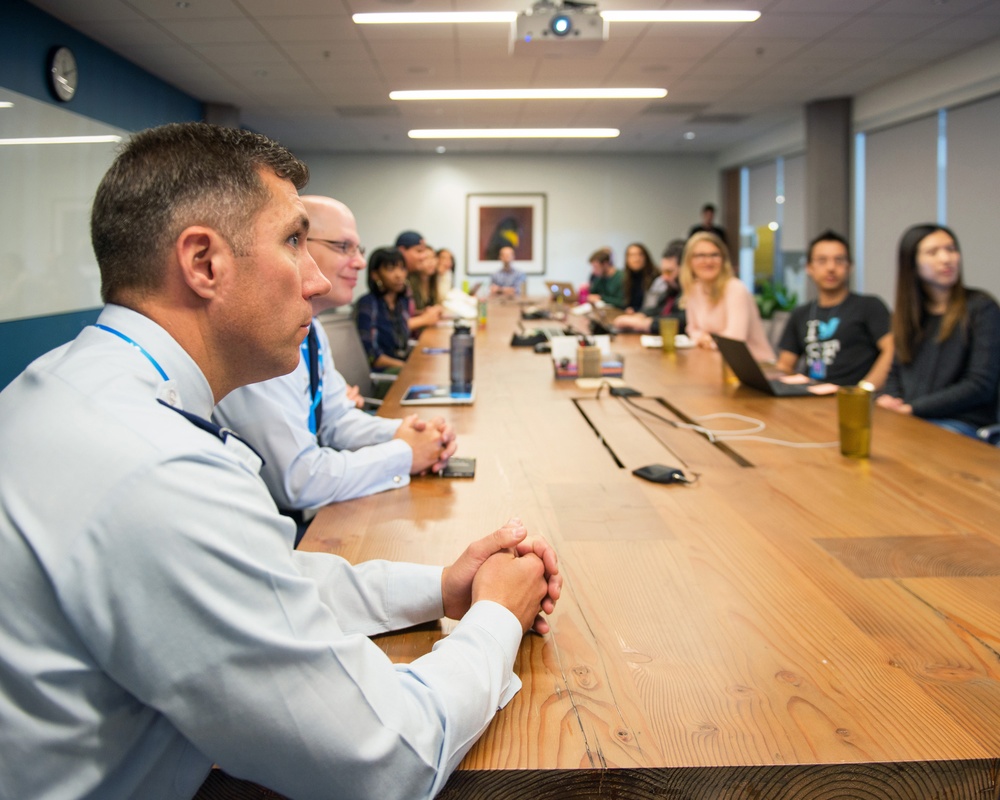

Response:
(620, 398), (837, 448)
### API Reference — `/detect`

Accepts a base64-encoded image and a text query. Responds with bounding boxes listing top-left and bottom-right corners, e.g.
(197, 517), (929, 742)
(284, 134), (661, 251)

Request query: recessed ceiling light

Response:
(391, 88), (666, 101)
(601, 11), (760, 23)
(435, 146), (447, 154)
(776, 195), (785, 204)
(409, 128), (620, 139)
(683, 131), (696, 140)
(354, 12), (517, 24)
(0, 135), (123, 146)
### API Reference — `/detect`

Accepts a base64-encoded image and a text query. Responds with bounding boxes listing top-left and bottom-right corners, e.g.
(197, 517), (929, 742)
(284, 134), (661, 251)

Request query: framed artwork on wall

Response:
(465, 193), (546, 275)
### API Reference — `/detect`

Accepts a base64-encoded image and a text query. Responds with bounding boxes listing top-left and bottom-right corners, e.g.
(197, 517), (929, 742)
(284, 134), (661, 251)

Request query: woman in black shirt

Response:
(878, 224), (1000, 437)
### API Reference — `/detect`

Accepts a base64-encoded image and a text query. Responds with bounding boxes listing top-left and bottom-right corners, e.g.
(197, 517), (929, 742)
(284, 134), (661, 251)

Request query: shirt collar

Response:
(96, 304), (216, 420)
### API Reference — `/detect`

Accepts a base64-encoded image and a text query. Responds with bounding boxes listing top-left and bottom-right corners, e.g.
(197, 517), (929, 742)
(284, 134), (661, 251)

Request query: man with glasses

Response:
(776, 230), (893, 388)
(215, 196), (456, 533)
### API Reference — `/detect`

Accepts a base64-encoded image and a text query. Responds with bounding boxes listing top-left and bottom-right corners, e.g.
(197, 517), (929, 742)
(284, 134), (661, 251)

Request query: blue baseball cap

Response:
(395, 230), (424, 248)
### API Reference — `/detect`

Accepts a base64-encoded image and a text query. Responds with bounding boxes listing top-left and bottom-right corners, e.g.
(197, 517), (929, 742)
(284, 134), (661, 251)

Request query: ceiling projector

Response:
(511, 1), (608, 55)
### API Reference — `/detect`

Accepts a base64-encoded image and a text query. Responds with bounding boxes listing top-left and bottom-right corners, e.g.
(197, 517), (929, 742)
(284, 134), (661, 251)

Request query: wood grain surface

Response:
(302, 300), (1000, 799)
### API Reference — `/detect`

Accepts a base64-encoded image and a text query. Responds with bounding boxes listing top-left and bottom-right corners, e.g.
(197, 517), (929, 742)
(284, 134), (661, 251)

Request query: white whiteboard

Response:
(0, 87), (126, 323)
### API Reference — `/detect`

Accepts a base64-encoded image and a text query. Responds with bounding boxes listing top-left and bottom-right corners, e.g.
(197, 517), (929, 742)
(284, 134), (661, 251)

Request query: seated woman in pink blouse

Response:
(680, 232), (775, 362)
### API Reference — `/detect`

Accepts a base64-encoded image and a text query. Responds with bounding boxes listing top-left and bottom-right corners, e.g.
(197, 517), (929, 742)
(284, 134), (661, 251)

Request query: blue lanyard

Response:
(94, 324), (264, 465)
(300, 330), (324, 435)
(94, 323), (169, 380)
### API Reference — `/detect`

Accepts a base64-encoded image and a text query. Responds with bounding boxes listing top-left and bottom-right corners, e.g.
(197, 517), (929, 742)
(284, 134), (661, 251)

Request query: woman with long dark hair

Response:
(877, 224), (1000, 436)
(354, 247), (411, 370)
(612, 239), (686, 333)
(622, 242), (658, 313)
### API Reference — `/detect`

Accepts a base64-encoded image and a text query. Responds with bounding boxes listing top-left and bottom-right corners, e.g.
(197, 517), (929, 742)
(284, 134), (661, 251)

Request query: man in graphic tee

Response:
(777, 230), (893, 388)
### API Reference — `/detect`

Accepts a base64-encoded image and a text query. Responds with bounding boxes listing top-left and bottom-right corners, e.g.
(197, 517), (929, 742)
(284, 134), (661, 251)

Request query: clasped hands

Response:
(441, 518), (561, 636)
(394, 413), (457, 474)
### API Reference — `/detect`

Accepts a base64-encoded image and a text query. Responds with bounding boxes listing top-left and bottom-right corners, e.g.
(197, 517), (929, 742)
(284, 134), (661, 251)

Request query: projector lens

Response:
(550, 15), (572, 36)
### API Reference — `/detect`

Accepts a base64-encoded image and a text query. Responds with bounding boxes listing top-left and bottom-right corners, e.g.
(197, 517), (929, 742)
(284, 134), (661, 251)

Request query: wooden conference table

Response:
(300, 301), (1000, 799)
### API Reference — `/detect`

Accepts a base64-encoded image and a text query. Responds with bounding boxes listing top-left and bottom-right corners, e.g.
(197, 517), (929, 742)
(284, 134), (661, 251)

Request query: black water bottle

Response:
(450, 321), (474, 395)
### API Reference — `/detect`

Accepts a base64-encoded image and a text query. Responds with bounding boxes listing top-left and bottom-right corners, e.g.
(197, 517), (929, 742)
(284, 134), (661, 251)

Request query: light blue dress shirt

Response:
(214, 319), (411, 510)
(489, 266), (526, 292)
(0, 304), (522, 800)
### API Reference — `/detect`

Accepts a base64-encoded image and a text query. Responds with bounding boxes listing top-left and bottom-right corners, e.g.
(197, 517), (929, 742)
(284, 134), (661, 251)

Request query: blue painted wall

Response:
(1, 0), (202, 129)
(0, 309), (102, 390)
(1, 0), (203, 389)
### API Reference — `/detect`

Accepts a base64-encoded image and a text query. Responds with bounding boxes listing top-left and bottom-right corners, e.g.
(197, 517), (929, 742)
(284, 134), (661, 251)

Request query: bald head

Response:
(301, 195), (365, 314)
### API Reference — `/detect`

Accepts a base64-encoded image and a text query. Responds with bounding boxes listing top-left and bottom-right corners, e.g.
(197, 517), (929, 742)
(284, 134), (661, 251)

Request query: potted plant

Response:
(755, 279), (798, 350)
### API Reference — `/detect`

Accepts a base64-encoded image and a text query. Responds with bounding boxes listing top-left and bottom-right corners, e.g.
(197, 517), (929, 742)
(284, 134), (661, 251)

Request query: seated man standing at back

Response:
(776, 230), (893, 388)
(215, 195), (457, 527)
(489, 245), (526, 297)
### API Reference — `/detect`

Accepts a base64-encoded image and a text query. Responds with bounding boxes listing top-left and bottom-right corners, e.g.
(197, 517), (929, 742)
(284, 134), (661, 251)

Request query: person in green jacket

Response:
(587, 247), (626, 309)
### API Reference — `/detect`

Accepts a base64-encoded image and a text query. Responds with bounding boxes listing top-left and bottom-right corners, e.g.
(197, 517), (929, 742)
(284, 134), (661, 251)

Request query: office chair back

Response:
(318, 310), (375, 398)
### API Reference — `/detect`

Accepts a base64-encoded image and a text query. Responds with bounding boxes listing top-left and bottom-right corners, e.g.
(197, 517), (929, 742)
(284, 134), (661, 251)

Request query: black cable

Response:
(593, 392), (700, 484)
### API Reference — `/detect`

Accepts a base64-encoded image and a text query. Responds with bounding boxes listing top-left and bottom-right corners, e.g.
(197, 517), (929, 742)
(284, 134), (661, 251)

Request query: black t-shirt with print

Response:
(778, 293), (890, 385)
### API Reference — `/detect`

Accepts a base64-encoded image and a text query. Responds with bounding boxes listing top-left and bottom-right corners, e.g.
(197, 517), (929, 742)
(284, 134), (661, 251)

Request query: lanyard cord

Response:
(93, 324), (169, 380)
(299, 324), (324, 435)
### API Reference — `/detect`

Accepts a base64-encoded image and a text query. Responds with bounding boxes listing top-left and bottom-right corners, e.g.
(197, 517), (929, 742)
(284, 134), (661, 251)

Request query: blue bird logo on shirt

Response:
(817, 318), (840, 340)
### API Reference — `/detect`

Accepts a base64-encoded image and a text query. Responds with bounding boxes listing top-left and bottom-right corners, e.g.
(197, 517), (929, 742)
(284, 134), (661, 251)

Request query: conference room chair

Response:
(317, 309), (397, 408)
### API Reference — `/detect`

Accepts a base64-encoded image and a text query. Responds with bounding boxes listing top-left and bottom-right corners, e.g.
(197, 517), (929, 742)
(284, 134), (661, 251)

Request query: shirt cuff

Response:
(458, 600), (524, 709)
(388, 562), (445, 626)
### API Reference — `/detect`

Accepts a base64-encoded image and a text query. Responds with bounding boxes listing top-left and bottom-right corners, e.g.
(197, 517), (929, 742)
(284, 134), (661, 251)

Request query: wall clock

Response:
(48, 46), (78, 102)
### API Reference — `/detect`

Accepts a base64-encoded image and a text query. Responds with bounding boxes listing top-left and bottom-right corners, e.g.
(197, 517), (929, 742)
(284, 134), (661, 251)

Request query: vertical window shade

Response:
(862, 114), (937, 307)
(747, 162), (778, 232)
(781, 154), (806, 253)
(946, 93), (1000, 300)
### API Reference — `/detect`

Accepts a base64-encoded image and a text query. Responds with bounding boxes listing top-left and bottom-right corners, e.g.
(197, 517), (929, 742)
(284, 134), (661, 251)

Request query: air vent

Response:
(689, 113), (748, 125)
(642, 102), (708, 116)
(335, 106), (401, 118)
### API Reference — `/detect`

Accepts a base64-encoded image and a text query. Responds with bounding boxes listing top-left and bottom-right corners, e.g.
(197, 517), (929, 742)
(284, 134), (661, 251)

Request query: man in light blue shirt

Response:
(0, 123), (560, 800)
(214, 195), (457, 520)
(489, 245), (526, 297)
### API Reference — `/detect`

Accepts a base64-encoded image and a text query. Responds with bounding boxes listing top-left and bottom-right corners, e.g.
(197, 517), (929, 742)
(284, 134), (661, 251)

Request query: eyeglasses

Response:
(811, 256), (849, 266)
(307, 238), (366, 258)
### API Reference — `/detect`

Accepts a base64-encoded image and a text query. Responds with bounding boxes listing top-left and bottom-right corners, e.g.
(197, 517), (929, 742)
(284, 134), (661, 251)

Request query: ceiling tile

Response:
(156, 18), (270, 45)
(28, 0), (141, 23)
(128, 0), (245, 21)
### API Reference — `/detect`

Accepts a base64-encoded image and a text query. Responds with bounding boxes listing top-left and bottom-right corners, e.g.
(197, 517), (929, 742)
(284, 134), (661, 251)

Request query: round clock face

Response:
(49, 46), (78, 102)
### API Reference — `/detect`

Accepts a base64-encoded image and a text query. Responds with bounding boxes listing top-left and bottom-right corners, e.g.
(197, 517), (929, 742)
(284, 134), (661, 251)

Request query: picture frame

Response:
(465, 193), (546, 276)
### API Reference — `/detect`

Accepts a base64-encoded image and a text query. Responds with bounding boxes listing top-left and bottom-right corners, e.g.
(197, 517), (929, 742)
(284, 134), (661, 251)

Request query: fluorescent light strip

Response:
(391, 88), (666, 101)
(0, 102), (13, 109)
(354, 10), (759, 25)
(601, 10), (760, 22)
(354, 12), (517, 24)
(409, 128), (619, 139)
(0, 135), (123, 146)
